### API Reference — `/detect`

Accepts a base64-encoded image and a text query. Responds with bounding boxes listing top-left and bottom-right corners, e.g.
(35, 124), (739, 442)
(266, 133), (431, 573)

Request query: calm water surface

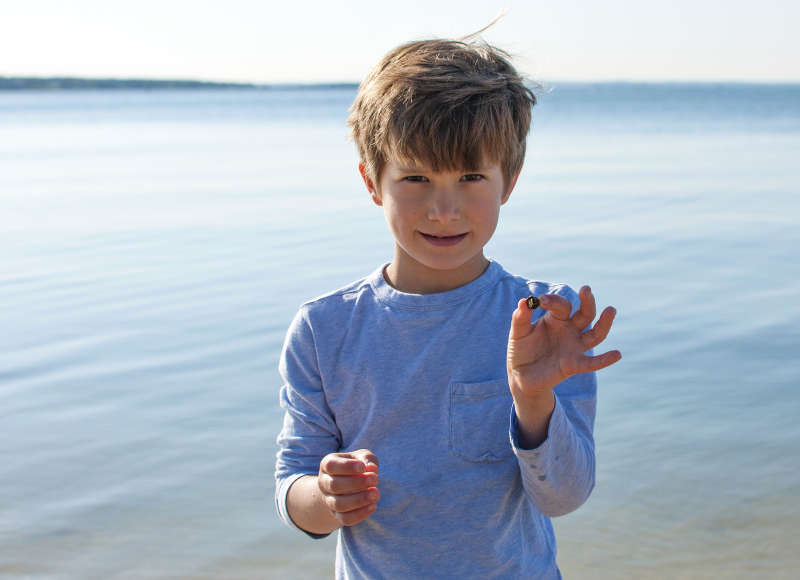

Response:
(1, 84), (799, 578)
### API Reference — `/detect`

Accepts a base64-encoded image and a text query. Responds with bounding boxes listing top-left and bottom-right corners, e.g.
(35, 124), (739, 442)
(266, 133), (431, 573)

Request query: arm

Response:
(506, 285), (620, 515)
(510, 371), (597, 516)
(275, 309), (380, 536)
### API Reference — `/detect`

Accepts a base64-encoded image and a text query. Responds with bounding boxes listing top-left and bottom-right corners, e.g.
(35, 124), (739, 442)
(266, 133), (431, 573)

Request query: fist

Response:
(317, 449), (380, 526)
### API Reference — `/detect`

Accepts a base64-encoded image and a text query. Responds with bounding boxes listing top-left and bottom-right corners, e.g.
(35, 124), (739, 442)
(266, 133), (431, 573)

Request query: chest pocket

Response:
(449, 379), (514, 463)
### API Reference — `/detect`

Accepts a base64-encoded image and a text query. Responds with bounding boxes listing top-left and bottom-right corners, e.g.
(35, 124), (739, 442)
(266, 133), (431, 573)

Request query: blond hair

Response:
(348, 38), (537, 186)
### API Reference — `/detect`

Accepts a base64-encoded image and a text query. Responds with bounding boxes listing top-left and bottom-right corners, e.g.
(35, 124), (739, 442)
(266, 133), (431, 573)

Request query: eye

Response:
(460, 173), (485, 182)
(403, 175), (429, 183)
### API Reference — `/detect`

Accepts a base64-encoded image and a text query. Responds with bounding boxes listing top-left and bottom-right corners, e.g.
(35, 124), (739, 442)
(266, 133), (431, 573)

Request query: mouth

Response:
(420, 232), (468, 247)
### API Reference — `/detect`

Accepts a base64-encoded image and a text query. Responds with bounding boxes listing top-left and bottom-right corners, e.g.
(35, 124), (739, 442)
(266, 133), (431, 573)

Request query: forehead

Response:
(382, 134), (502, 173)
(383, 157), (499, 174)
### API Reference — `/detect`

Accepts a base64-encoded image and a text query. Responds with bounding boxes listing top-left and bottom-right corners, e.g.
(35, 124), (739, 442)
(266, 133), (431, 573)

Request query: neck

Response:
(384, 252), (490, 294)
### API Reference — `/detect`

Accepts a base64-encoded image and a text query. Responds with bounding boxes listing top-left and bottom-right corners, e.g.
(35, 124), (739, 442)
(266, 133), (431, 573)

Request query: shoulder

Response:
(286, 269), (381, 337)
(303, 274), (374, 310)
(301, 270), (379, 315)
(493, 262), (580, 311)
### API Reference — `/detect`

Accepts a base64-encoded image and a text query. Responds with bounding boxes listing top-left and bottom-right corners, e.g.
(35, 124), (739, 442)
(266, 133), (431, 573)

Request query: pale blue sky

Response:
(1, 0), (797, 83)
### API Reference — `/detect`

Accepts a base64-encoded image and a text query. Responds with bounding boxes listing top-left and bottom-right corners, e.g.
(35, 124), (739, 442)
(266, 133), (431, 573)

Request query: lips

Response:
(420, 232), (468, 246)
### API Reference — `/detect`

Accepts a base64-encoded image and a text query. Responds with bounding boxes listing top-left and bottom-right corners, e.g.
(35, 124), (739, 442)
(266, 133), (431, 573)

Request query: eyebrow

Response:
(394, 165), (426, 173)
(394, 165), (489, 173)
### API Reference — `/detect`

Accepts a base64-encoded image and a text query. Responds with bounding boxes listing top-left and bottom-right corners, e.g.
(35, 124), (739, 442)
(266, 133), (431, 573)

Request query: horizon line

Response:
(2, 75), (799, 91)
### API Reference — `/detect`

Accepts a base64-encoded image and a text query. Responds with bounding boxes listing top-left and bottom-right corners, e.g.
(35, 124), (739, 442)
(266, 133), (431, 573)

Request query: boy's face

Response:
(360, 158), (518, 294)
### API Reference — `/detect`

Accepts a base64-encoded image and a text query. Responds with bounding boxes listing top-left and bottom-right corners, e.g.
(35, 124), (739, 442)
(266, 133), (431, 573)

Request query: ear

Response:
(501, 169), (521, 205)
(359, 163), (382, 206)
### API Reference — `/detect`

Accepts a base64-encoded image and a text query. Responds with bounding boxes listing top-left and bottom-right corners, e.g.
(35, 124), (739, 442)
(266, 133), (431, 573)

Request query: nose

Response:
(427, 186), (460, 223)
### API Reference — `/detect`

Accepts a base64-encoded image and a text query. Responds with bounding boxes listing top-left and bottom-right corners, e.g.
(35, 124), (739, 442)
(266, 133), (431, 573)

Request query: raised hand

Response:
(506, 286), (622, 398)
(317, 449), (380, 527)
(507, 286), (621, 399)
(506, 286), (620, 448)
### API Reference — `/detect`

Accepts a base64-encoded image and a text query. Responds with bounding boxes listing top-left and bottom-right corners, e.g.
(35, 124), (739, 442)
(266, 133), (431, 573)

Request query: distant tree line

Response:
(0, 77), (257, 90)
(0, 77), (359, 91)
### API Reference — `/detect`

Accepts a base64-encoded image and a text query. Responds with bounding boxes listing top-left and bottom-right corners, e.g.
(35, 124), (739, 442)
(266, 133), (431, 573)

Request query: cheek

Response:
(383, 197), (420, 226)
(473, 198), (502, 225)
(381, 201), (409, 240)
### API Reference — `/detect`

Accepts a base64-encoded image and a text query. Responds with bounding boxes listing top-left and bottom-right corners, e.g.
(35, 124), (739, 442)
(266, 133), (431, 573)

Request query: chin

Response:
(418, 255), (481, 273)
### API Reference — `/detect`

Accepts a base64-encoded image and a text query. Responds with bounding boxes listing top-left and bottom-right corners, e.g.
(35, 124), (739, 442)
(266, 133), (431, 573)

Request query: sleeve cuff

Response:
(509, 393), (571, 465)
(275, 472), (331, 540)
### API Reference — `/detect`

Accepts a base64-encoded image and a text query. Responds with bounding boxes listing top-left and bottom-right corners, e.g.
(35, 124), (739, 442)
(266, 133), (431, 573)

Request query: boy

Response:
(275, 38), (621, 579)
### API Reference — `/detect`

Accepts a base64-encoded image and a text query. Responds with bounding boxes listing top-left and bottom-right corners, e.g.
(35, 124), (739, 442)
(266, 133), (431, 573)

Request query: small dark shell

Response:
(526, 295), (540, 310)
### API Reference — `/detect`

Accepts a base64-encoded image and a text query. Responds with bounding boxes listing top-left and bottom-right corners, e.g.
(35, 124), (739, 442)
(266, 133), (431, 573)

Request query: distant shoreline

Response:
(2, 76), (797, 92)
(0, 77), (360, 91)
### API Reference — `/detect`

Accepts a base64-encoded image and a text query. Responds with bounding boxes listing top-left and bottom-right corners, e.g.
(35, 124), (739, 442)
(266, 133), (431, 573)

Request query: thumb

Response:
(352, 449), (380, 473)
(509, 298), (534, 340)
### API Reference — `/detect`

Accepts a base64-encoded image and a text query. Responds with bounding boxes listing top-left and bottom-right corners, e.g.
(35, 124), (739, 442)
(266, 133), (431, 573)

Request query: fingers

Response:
(319, 450), (380, 496)
(318, 450), (380, 526)
(322, 483), (380, 525)
(538, 293), (573, 321)
(320, 449), (379, 476)
(318, 467), (378, 494)
(332, 501), (379, 526)
(576, 349), (622, 374)
(512, 289), (602, 333)
(581, 306), (617, 350)
(351, 449), (380, 473)
(509, 298), (535, 339)
(571, 286), (596, 331)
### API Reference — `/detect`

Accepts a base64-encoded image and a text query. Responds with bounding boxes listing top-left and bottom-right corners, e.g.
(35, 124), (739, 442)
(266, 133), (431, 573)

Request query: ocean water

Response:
(1, 83), (799, 579)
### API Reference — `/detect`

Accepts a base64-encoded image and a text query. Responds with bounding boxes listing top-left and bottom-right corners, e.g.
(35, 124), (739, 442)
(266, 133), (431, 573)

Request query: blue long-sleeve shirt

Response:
(275, 261), (597, 579)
